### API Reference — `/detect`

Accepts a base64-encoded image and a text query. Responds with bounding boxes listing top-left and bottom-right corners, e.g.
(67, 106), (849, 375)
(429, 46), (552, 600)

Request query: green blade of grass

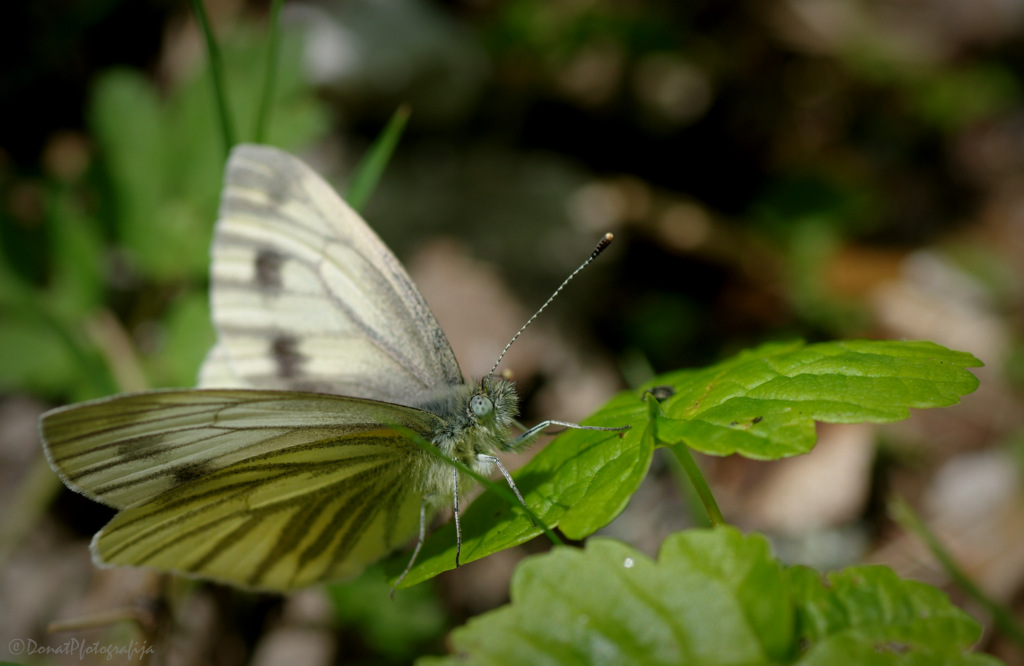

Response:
(346, 105), (411, 212)
(189, 0), (236, 154)
(253, 0), (284, 143)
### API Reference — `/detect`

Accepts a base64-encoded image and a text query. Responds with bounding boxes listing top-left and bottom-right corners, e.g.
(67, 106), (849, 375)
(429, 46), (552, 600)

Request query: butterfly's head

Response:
(471, 375), (519, 431)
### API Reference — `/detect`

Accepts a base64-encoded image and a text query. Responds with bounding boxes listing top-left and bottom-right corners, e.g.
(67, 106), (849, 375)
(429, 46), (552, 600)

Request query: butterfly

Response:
(39, 144), (623, 593)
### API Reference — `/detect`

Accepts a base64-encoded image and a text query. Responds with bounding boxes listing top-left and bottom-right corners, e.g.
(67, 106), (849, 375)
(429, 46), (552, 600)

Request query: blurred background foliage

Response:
(2, 0), (1024, 664)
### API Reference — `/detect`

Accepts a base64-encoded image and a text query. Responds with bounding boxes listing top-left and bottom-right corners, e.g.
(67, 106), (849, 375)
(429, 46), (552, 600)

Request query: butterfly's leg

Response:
(478, 454), (536, 527)
(391, 497), (430, 598)
(505, 420), (629, 450)
(452, 465), (462, 568)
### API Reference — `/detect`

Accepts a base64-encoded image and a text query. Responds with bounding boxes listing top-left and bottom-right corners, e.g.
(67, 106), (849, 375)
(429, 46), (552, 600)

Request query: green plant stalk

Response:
(0, 458), (63, 571)
(189, 0), (236, 154)
(253, 0), (284, 143)
(346, 105), (411, 212)
(663, 449), (713, 528)
(646, 393), (726, 526)
(665, 441), (726, 527)
(891, 496), (1024, 652)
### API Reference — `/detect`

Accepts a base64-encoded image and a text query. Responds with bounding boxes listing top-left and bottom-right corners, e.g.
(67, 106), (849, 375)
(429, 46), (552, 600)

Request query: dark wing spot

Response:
(272, 336), (305, 378)
(264, 170), (292, 206)
(172, 460), (213, 485)
(117, 439), (174, 466)
(255, 248), (284, 290)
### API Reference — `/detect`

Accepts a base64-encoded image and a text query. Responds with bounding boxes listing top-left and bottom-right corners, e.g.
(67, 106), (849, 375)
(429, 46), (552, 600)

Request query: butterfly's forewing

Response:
(200, 144), (463, 406)
(41, 389), (440, 590)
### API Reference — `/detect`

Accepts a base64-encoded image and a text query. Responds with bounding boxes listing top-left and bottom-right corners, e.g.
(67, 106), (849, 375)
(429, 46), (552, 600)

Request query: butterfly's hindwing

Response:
(41, 390), (442, 509)
(92, 420), (425, 590)
(42, 389), (441, 589)
(201, 144), (463, 406)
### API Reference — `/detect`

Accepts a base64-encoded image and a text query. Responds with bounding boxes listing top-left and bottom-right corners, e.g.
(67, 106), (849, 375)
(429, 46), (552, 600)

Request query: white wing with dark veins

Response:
(40, 389), (440, 590)
(198, 143), (463, 406)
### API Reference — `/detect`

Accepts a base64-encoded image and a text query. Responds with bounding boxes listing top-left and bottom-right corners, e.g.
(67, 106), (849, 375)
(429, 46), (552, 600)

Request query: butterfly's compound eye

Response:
(470, 394), (494, 418)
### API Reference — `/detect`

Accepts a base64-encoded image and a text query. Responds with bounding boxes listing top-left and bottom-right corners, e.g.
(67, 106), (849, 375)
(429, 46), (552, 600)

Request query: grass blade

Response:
(189, 0), (236, 154)
(346, 105), (410, 212)
(253, 0), (284, 143)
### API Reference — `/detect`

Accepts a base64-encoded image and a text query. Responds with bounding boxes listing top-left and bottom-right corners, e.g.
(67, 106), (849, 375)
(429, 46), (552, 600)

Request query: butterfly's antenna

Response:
(489, 233), (615, 377)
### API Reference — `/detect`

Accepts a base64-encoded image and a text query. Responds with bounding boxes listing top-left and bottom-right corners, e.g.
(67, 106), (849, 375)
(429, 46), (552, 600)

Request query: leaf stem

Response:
(646, 394), (726, 526)
(663, 449), (712, 528)
(253, 0), (284, 143)
(891, 496), (1024, 653)
(189, 0), (236, 154)
(667, 442), (726, 527)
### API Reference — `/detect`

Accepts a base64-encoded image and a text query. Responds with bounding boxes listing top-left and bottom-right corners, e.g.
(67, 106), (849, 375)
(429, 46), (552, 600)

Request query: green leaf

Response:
(90, 68), (173, 274)
(346, 105), (411, 212)
(653, 339), (981, 459)
(890, 497), (1024, 651)
(45, 186), (106, 317)
(390, 340), (981, 588)
(90, 68), (215, 281)
(88, 28), (329, 282)
(789, 566), (1000, 665)
(420, 528), (999, 665)
(0, 317), (81, 397)
(142, 291), (216, 389)
(0, 309), (116, 401)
